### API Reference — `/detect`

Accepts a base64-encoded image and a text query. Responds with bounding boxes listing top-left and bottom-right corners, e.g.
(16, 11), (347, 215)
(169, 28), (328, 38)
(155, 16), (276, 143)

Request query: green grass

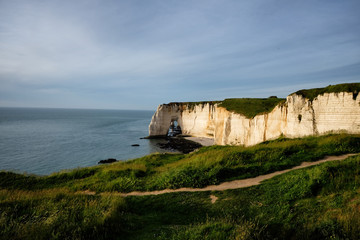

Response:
(0, 189), (127, 240)
(1, 134), (360, 239)
(167, 101), (221, 111)
(152, 155), (360, 240)
(2, 154), (359, 239)
(294, 82), (360, 101)
(167, 97), (285, 118)
(1, 134), (359, 194)
(218, 97), (286, 118)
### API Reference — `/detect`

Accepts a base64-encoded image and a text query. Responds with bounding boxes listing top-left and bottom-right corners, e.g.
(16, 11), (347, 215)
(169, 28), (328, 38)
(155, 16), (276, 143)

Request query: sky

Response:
(0, 0), (359, 110)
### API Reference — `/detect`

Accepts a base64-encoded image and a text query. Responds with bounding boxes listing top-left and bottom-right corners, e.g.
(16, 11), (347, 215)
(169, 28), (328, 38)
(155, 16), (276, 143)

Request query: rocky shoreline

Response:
(156, 136), (203, 154)
(99, 136), (203, 164)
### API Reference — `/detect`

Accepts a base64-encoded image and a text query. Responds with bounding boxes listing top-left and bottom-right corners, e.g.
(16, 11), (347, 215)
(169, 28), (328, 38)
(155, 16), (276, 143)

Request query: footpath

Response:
(120, 153), (357, 196)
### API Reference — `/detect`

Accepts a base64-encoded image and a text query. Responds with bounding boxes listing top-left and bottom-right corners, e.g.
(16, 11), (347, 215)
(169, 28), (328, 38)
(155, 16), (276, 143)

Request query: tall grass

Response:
(0, 189), (127, 240)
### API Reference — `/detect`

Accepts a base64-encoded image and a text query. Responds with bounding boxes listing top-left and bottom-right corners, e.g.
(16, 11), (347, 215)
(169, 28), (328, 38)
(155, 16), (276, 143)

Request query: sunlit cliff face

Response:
(149, 92), (360, 146)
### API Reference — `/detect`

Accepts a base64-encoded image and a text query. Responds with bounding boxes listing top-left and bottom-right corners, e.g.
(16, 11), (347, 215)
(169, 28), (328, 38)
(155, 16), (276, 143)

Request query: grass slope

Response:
(1, 134), (360, 239)
(152, 155), (360, 240)
(294, 82), (360, 101)
(1, 134), (359, 194)
(218, 97), (286, 118)
(1, 154), (360, 239)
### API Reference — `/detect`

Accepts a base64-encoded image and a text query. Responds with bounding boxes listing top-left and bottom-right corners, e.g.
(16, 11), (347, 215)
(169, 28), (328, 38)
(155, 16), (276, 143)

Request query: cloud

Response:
(0, 0), (359, 109)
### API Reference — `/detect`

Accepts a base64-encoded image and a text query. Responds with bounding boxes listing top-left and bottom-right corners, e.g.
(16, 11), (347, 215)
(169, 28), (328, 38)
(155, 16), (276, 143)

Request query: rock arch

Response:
(148, 104), (183, 136)
(168, 118), (182, 136)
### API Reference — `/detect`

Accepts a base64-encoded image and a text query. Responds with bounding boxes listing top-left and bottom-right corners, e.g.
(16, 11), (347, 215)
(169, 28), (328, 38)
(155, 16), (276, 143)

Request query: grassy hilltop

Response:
(218, 97), (285, 118)
(294, 83), (360, 101)
(1, 134), (360, 239)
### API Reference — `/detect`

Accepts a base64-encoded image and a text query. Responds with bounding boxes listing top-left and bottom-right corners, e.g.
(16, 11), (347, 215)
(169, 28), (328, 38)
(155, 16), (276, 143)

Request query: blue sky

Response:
(0, 0), (359, 110)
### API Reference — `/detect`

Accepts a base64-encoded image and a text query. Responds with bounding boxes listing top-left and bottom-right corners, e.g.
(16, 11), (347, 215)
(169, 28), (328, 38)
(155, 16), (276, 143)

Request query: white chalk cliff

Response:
(149, 92), (360, 146)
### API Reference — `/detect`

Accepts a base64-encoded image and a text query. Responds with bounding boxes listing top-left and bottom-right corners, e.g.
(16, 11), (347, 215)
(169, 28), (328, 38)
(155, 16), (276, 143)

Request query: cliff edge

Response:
(149, 83), (360, 146)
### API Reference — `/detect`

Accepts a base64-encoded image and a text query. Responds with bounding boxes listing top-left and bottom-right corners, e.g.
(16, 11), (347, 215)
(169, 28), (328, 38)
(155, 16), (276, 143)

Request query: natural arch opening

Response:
(167, 119), (182, 137)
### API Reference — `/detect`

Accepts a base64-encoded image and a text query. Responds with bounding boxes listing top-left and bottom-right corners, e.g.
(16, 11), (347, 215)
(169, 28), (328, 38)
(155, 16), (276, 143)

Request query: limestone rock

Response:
(148, 92), (360, 146)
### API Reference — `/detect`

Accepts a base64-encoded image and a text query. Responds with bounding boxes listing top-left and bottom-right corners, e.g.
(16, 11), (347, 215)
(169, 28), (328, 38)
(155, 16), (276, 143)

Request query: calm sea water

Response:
(0, 108), (169, 175)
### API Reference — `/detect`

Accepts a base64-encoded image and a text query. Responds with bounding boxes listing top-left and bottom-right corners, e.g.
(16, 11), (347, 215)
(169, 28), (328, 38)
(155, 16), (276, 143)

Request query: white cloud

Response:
(0, 0), (359, 109)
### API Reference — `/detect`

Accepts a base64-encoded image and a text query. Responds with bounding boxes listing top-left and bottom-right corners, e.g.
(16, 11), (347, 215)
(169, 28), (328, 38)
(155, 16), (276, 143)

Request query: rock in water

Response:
(98, 158), (117, 164)
(131, 144), (140, 147)
(157, 137), (202, 154)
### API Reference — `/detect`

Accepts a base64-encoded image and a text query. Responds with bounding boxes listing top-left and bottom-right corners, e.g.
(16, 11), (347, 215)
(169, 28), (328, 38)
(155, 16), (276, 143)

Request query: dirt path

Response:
(119, 153), (357, 197)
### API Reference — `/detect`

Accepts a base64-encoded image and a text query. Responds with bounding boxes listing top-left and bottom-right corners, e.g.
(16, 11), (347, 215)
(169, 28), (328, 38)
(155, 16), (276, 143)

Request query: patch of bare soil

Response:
(210, 195), (218, 204)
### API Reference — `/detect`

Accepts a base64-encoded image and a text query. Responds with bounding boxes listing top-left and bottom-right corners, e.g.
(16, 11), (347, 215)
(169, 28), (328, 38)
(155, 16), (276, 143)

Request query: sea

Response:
(0, 107), (171, 175)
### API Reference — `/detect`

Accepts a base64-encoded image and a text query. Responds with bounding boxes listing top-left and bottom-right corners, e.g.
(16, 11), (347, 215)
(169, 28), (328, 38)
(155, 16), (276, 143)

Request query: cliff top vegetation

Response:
(294, 82), (360, 101)
(165, 83), (359, 118)
(167, 101), (221, 111)
(168, 98), (285, 118)
(219, 97), (286, 118)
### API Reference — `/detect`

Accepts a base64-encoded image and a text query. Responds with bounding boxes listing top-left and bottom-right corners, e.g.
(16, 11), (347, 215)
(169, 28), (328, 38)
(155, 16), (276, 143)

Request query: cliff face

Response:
(149, 103), (217, 138)
(149, 92), (360, 146)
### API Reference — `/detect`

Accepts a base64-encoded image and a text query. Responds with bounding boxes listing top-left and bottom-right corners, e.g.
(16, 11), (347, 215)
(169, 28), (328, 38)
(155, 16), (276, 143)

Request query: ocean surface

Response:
(0, 107), (170, 175)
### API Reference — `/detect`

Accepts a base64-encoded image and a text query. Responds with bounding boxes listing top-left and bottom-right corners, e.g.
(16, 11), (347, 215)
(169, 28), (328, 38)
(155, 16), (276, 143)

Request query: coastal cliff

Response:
(149, 84), (360, 146)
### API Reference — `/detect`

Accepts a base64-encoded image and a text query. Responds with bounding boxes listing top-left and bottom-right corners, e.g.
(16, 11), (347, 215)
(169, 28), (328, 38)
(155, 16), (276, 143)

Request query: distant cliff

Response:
(149, 83), (360, 146)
